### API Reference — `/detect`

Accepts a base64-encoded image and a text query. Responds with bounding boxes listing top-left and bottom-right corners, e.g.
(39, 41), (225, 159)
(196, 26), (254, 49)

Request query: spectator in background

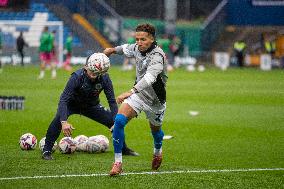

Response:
(233, 39), (246, 67)
(157, 34), (173, 71)
(50, 30), (58, 78)
(63, 33), (73, 72)
(16, 31), (28, 66)
(169, 35), (182, 68)
(0, 29), (2, 73)
(122, 32), (136, 71)
(264, 37), (276, 58)
(260, 33), (265, 51)
(38, 26), (56, 79)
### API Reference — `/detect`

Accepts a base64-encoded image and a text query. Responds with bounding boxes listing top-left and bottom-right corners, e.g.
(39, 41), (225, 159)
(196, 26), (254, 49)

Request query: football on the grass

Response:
(58, 137), (76, 154)
(85, 136), (101, 153)
(39, 137), (57, 152)
(19, 133), (37, 150)
(74, 135), (88, 152)
(95, 135), (109, 152)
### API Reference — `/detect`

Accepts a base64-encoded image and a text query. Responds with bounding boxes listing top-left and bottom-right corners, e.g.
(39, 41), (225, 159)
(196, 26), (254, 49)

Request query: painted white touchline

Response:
(0, 168), (283, 181)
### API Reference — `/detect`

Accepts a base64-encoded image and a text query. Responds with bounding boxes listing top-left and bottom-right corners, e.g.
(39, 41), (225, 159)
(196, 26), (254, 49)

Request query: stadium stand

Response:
(1, 0), (283, 66)
(0, 2), (81, 48)
(45, 3), (105, 54)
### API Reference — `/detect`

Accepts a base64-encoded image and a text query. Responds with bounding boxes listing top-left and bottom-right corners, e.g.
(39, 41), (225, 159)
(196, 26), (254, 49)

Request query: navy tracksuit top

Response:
(57, 68), (118, 122)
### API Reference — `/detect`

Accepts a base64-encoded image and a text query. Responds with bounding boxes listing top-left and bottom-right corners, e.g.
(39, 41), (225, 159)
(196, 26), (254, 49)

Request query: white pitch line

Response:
(0, 168), (283, 181)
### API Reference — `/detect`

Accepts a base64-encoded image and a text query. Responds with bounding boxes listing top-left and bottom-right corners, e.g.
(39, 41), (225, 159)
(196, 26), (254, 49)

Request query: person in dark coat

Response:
(16, 31), (28, 66)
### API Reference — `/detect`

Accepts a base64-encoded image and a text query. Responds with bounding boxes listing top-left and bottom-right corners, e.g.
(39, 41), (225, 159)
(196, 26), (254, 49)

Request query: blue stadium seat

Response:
(0, 2), (82, 47)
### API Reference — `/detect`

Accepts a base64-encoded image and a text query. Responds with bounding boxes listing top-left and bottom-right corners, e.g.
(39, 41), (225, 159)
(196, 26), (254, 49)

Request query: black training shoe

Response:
(42, 151), (53, 160)
(122, 147), (139, 156)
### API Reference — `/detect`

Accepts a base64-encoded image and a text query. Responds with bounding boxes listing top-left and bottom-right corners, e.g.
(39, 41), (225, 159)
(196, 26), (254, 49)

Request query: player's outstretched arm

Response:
(103, 48), (116, 57)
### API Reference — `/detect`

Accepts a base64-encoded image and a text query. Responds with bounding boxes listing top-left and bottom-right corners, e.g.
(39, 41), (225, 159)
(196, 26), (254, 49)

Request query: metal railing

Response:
(201, 0), (228, 52)
(76, 0), (125, 45)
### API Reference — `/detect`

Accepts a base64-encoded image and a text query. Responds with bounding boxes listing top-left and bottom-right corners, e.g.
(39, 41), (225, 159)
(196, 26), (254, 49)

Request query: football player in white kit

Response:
(104, 23), (168, 176)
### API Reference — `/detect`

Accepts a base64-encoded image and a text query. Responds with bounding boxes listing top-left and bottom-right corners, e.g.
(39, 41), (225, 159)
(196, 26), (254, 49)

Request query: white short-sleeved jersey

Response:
(115, 43), (168, 106)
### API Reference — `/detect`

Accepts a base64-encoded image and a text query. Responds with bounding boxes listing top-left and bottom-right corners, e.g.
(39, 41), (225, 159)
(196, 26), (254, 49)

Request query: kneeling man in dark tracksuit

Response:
(42, 53), (138, 160)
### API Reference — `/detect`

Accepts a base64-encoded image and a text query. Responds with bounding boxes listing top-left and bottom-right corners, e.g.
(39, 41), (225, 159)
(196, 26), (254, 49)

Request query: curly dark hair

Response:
(135, 23), (156, 38)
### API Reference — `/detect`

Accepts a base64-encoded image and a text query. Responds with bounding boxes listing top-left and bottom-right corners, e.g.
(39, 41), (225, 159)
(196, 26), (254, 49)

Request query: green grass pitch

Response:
(0, 65), (283, 188)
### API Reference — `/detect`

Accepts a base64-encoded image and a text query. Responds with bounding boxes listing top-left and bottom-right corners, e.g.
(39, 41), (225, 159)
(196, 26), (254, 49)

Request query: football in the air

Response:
(74, 135), (88, 152)
(39, 137), (57, 152)
(19, 133), (37, 150)
(86, 53), (110, 74)
(58, 137), (76, 154)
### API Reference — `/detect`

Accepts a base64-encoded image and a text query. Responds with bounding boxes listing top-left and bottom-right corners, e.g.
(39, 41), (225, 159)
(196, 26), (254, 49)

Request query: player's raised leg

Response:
(110, 103), (136, 176)
(110, 114), (127, 176)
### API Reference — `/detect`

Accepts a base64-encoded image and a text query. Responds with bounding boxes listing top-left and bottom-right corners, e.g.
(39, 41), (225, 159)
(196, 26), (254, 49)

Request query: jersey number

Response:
(155, 111), (165, 123)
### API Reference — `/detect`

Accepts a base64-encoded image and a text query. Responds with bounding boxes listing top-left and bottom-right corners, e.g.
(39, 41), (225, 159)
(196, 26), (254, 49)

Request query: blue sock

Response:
(113, 114), (128, 153)
(151, 129), (164, 149)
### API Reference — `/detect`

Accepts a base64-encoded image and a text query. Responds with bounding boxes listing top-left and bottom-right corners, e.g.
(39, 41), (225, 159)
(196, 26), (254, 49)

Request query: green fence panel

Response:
(122, 17), (203, 56)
